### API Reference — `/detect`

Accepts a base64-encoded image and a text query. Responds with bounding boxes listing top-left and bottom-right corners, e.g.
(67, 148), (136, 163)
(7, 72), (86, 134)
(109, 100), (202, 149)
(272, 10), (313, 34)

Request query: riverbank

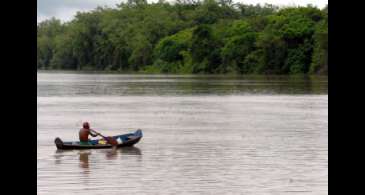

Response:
(37, 69), (328, 78)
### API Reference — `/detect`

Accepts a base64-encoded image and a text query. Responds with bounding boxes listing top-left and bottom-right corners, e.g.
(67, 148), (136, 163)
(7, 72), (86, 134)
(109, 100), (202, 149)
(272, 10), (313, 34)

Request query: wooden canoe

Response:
(54, 129), (142, 150)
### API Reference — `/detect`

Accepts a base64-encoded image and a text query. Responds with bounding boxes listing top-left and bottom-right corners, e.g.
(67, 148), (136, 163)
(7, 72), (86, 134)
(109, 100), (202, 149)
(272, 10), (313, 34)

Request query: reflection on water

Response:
(38, 73), (327, 195)
(37, 73), (327, 96)
(79, 152), (90, 169)
(120, 146), (142, 155)
(54, 147), (142, 170)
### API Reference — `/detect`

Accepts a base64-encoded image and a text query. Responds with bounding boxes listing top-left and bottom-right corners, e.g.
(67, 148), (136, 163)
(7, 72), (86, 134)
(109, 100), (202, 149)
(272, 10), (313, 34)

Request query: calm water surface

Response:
(37, 72), (328, 194)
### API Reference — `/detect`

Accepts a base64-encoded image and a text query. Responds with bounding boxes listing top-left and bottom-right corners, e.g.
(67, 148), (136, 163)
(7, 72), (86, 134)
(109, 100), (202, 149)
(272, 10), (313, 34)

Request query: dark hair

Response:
(83, 122), (90, 129)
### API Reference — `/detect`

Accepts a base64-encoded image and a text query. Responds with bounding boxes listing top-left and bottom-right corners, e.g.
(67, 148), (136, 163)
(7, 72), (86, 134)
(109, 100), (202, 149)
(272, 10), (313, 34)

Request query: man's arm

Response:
(89, 129), (99, 137)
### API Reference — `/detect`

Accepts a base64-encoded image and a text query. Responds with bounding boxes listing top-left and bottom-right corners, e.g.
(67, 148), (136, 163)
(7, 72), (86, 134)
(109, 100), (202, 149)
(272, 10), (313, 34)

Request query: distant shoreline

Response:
(37, 70), (328, 79)
(38, 3), (327, 75)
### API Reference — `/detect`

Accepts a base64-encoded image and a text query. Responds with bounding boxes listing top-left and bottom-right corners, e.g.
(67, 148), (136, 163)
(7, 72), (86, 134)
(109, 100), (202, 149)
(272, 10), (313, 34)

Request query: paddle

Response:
(90, 129), (118, 146)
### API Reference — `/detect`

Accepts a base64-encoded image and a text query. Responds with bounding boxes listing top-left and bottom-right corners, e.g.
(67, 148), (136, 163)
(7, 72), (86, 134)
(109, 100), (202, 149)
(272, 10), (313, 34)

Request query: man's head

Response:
(83, 122), (90, 129)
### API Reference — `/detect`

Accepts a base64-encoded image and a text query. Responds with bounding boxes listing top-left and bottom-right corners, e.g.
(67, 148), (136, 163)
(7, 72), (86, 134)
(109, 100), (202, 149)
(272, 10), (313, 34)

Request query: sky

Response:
(37, 0), (328, 23)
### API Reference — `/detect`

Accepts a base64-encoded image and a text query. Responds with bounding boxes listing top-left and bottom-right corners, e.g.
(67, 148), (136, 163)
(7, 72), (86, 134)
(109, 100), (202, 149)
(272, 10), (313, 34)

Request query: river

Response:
(37, 72), (328, 194)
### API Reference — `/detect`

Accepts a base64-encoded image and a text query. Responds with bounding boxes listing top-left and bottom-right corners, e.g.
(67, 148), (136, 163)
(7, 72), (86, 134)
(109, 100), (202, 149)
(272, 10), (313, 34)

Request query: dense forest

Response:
(37, 0), (328, 74)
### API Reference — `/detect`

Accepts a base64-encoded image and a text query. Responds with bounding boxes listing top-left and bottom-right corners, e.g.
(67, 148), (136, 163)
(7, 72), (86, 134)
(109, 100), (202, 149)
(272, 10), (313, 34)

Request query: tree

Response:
(128, 34), (153, 70)
(191, 25), (221, 73)
(256, 33), (287, 74)
(221, 20), (256, 73)
(310, 19), (328, 74)
(37, 18), (64, 69)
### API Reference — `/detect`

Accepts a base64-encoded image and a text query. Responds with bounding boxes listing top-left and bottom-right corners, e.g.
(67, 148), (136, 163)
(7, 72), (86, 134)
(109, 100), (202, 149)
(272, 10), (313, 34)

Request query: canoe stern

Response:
(54, 137), (64, 149)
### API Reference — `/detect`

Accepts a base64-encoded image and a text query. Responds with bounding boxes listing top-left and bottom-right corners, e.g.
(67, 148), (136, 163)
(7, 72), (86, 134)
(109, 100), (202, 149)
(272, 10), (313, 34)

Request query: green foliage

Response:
(37, 1), (327, 75)
(285, 48), (307, 74)
(310, 19), (328, 74)
(193, 0), (238, 25)
(242, 50), (264, 73)
(190, 25), (222, 73)
(128, 34), (153, 70)
(50, 34), (76, 69)
(220, 20), (256, 73)
(238, 3), (278, 17)
(37, 18), (64, 69)
(153, 59), (182, 73)
(154, 28), (192, 62)
(141, 64), (161, 74)
(256, 33), (287, 74)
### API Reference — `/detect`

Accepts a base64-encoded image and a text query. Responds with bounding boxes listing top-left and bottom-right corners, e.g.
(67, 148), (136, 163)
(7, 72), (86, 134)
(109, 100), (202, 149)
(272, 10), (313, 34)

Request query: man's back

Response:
(79, 122), (99, 143)
(79, 128), (90, 142)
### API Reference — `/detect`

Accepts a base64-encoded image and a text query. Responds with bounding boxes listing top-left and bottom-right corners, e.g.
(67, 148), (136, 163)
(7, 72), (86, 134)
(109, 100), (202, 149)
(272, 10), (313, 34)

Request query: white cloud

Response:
(37, 0), (123, 23)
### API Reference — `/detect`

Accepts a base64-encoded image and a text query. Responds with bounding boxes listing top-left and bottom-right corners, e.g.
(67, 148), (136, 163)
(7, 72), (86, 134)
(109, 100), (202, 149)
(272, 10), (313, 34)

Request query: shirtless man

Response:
(79, 122), (99, 145)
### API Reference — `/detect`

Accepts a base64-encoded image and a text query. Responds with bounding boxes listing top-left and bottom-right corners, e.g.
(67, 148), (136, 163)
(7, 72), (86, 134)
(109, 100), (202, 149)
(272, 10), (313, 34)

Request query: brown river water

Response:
(37, 72), (328, 194)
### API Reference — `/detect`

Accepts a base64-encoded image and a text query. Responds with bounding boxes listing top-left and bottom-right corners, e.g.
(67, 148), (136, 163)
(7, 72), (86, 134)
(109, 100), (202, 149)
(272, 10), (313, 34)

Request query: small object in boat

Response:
(98, 139), (107, 145)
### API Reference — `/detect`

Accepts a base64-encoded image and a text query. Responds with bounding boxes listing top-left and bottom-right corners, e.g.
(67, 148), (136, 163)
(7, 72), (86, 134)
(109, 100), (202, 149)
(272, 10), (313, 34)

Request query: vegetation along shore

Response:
(37, 0), (328, 75)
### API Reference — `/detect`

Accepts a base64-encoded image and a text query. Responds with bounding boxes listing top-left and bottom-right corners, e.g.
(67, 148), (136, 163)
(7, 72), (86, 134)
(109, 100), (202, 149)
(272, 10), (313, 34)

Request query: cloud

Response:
(37, 0), (122, 22)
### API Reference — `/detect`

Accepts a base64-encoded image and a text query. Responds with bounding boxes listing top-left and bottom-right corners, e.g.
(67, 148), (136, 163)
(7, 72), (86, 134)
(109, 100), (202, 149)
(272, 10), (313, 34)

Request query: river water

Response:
(37, 72), (328, 195)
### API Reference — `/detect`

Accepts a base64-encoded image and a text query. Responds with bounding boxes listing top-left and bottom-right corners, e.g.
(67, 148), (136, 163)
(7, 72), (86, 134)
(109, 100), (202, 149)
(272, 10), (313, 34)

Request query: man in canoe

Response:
(79, 122), (100, 145)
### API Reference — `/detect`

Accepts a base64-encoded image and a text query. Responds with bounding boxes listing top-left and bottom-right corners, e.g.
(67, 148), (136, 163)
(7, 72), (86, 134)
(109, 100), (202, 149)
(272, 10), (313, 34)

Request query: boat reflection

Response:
(105, 148), (118, 160)
(120, 146), (142, 155)
(54, 147), (142, 167)
(54, 149), (75, 165)
(79, 151), (91, 169)
(102, 146), (142, 160)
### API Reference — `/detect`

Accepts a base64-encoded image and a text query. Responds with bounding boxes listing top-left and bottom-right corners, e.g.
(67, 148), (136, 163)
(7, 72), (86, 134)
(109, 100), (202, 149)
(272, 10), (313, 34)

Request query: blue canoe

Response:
(55, 129), (142, 150)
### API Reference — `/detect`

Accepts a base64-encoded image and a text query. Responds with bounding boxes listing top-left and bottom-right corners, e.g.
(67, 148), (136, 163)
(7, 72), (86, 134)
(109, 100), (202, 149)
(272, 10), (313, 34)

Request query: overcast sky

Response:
(37, 0), (328, 23)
